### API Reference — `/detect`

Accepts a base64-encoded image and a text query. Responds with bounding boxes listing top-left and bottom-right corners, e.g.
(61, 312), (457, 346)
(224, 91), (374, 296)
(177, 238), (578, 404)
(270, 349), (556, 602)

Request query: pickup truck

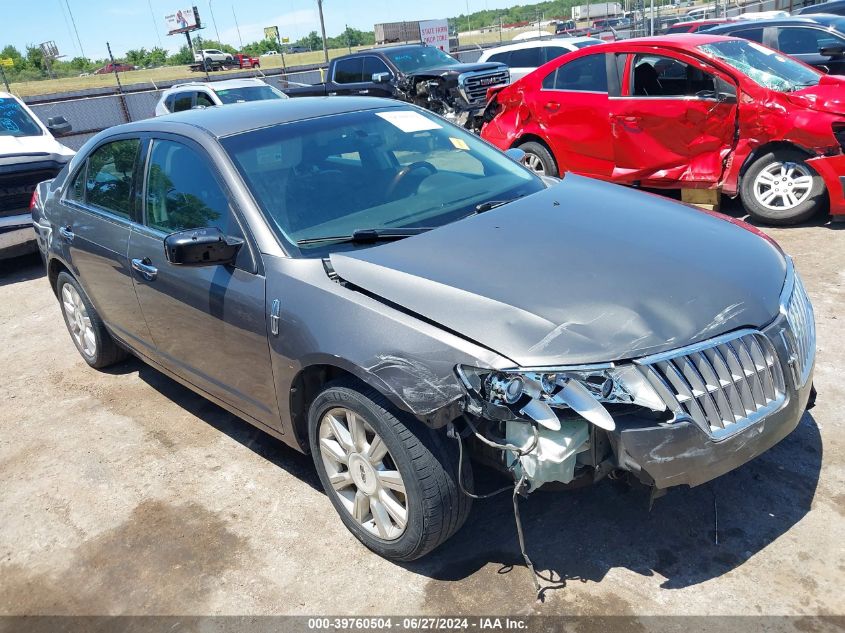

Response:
(0, 92), (73, 260)
(282, 44), (509, 127)
(190, 51), (260, 72)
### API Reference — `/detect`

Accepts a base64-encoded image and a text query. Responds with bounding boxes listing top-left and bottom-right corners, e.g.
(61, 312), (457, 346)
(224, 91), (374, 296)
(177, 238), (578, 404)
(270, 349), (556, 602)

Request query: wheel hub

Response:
(753, 161), (812, 211)
(348, 453), (378, 495)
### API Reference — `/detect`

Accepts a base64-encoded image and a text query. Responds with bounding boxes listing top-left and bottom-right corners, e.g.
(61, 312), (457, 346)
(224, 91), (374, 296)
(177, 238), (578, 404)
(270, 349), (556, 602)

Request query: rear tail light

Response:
(29, 189), (38, 211)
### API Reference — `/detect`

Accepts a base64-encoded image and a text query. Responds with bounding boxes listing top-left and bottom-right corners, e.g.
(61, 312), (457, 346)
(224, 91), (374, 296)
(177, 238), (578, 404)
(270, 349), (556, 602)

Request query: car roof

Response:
(163, 78), (267, 94)
(118, 96), (406, 139)
(706, 14), (845, 29)
(592, 33), (735, 49)
(480, 36), (600, 54)
(671, 18), (737, 26)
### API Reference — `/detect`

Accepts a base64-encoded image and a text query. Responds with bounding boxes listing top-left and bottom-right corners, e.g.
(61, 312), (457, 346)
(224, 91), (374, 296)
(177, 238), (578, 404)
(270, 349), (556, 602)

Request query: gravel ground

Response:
(0, 207), (843, 619)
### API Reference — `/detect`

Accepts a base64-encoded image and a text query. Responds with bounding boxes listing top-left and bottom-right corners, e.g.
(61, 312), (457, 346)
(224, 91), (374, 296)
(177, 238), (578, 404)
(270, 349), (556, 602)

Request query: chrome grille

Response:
(459, 70), (510, 107)
(636, 331), (786, 440)
(783, 271), (815, 387)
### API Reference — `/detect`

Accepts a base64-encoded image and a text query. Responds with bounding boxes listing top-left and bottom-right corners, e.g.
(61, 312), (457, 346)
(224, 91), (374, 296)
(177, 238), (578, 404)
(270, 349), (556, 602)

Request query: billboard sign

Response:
(165, 7), (200, 34)
(264, 26), (279, 41)
(419, 19), (450, 52)
(39, 41), (60, 59)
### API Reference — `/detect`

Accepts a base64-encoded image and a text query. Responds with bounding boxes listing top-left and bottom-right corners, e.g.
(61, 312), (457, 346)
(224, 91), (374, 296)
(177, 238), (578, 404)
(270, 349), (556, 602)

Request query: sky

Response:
(0, 0), (525, 60)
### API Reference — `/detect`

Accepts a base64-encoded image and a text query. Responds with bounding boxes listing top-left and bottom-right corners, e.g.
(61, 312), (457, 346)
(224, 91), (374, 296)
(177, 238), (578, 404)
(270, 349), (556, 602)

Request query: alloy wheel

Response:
(318, 407), (408, 540)
(752, 161), (813, 211)
(61, 283), (96, 358)
(522, 152), (547, 175)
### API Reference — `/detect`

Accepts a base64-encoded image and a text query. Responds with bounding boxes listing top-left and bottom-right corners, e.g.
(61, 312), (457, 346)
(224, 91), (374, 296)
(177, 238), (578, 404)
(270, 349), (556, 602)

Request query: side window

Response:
(334, 57), (364, 84)
(144, 139), (234, 234)
(543, 46), (570, 64)
(67, 163), (87, 203)
(362, 56), (390, 80)
(730, 27), (765, 43)
(85, 139), (139, 218)
(778, 27), (841, 54)
(487, 51), (511, 65)
(165, 95), (175, 112)
(542, 53), (608, 92)
(171, 92), (194, 112)
(509, 47), (543, 67)
(631, 54), (715, 97)
(196, 91), (215, 107)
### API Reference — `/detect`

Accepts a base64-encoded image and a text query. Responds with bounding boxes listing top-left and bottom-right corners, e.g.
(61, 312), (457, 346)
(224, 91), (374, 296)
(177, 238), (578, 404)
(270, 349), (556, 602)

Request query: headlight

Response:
(780, 265), (815, 387)
(456, 364), (667, 432)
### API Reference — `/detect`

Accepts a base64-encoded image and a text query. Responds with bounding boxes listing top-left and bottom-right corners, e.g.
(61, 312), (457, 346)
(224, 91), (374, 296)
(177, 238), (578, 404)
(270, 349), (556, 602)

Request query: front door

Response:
(127, 136), (278, 427)
(59, 136), (155, 353)
(532, 52), (615, 178)
(609, 52), (738, 186)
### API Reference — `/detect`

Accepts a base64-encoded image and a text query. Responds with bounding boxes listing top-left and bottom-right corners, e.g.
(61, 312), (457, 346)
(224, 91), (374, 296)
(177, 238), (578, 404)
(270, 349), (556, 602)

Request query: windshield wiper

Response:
(296, 227), (432, 246)
(474, 195), (524, 214)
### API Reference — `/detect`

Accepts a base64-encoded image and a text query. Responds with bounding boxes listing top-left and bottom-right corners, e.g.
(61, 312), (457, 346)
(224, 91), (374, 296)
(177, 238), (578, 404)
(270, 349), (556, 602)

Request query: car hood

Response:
(410, 62), (506, 76)
(789, 75), (845, 114)
(329, 175), (787, 367)
(0, 134), (74, 167)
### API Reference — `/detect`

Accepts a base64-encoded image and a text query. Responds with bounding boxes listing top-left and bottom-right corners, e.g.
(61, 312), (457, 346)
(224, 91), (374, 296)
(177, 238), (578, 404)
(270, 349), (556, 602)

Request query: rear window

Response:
(0, 98), (43, 137)
(214, 85), (285, 103)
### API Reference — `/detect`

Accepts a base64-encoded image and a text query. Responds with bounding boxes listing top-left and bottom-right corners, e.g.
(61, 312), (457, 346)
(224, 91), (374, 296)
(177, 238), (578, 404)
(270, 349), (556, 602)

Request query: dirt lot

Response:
(0, 207), (843, 619)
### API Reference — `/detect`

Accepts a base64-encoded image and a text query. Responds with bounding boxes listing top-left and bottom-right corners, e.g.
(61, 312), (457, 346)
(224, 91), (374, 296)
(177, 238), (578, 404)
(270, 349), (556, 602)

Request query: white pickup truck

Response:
(0, 92), (74, 259)
(192, 49), (235, 70)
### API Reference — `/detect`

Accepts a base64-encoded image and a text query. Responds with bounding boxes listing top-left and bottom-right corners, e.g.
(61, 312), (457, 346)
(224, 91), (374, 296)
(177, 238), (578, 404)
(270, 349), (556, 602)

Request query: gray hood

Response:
(330, 175), (787, 367)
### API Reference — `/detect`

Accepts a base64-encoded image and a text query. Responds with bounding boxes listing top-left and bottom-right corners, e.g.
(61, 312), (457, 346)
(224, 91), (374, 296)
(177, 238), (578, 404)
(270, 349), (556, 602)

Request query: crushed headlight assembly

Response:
(456, 363), (667, 432)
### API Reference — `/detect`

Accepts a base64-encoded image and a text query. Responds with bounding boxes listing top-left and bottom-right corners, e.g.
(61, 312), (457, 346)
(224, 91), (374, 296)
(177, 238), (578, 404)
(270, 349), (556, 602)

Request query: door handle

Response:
(544, 102), (560, 112)
(131, 257), (158, 281)
(58, 225), (74, 241)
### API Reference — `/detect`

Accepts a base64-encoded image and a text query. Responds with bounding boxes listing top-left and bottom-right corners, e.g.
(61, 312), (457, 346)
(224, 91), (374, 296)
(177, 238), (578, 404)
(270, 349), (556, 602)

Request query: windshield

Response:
(699, 40), (821, 92)
(222, 107), (544, 256)
(384, 47), (458, 72)
(214, 85), (286, 104)
(0, 97), (43, 137)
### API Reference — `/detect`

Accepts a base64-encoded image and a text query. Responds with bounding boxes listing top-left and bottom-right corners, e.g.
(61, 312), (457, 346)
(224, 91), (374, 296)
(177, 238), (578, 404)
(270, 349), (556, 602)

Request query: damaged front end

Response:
(397, 67), (509, 129)
(452, 261), (816, 495)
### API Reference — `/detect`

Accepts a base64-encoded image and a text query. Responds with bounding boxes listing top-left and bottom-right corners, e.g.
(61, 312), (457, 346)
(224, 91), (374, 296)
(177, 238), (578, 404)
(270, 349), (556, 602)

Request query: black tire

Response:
(739, 149), (826, 225)
(308, 379), (472, 562)
(517, 140), (559, 177)
(55, 271), (127, 369)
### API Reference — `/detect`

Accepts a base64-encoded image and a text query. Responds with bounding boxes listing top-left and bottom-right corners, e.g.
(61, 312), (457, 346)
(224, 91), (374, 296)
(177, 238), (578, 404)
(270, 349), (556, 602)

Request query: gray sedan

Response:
(32, 98), (815, 569)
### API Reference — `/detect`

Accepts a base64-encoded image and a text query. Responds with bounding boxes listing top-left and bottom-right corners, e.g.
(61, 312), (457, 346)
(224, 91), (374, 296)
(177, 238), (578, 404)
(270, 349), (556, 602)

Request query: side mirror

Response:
(372, 72), (391, 83)
(820, 44), (845, 58)
(164, 227), (243, 266)
(505, 147), (526, 163)
(46, 115), (72, 137)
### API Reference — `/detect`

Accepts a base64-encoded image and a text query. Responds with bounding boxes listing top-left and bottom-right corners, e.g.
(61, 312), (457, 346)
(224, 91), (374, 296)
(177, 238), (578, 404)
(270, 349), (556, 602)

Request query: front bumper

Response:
(806, 153), (845, 219)
(614, 313), (814, 489)
(0, 213), (36, 259)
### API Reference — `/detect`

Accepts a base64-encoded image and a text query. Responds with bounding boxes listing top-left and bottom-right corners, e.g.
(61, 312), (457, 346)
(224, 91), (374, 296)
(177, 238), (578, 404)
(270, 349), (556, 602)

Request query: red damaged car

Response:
(481, 34), (845, 224)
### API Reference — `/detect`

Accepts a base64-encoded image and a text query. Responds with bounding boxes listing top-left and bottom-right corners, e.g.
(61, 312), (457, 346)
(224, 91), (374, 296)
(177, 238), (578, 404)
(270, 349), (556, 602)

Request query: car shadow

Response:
(404, 411), (822, 596)
(103, 356), (322, 492)
(0, 252), (46, 286)
(101, 355), (821, 597)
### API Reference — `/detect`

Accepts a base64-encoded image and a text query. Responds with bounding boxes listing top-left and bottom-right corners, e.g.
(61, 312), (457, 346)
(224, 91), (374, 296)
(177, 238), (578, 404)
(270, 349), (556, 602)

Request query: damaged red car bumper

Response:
(807, 153), (845, 219)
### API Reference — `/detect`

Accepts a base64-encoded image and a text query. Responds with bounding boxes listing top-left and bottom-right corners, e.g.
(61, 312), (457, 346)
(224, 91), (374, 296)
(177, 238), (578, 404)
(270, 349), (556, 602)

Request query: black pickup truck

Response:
(282, 44), (509, 127)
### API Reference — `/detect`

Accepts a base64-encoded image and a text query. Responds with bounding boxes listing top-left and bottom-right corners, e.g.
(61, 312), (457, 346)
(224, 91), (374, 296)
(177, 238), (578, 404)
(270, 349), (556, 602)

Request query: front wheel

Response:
(308, 380), (471, 562)
(739, 150), (826, 225)
(517, 141), (559, 177)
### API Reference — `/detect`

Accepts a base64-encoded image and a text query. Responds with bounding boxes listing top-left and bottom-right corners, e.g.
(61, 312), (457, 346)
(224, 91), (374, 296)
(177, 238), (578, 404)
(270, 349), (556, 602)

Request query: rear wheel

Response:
(308, 380), (471, 562)
(740, 149), (826, 225)
(517, 141), (558, 177)
(56, 271), (127, 369)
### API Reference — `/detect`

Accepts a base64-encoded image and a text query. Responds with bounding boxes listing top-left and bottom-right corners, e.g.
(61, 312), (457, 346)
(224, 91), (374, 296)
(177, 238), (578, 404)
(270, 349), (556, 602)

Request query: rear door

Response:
(58, 136), (155, 352)
(608, 50), (739, 186)
(126, 135), (278, 427)
(531, 51), (615, 177)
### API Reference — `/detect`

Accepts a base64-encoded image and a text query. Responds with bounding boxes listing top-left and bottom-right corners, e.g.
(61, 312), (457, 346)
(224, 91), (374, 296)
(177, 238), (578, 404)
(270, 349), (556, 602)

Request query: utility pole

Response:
(232, 5), (243, 49)
(346, 23), (351, 54)
(466, 0), (471, 34)
(317, 0), (329, 64)
(208, 0), (221, 43)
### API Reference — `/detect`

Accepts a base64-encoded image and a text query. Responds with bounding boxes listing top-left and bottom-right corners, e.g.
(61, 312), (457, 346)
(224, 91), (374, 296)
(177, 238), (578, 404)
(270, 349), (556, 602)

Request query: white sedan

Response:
(477, 37), (604, 82)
